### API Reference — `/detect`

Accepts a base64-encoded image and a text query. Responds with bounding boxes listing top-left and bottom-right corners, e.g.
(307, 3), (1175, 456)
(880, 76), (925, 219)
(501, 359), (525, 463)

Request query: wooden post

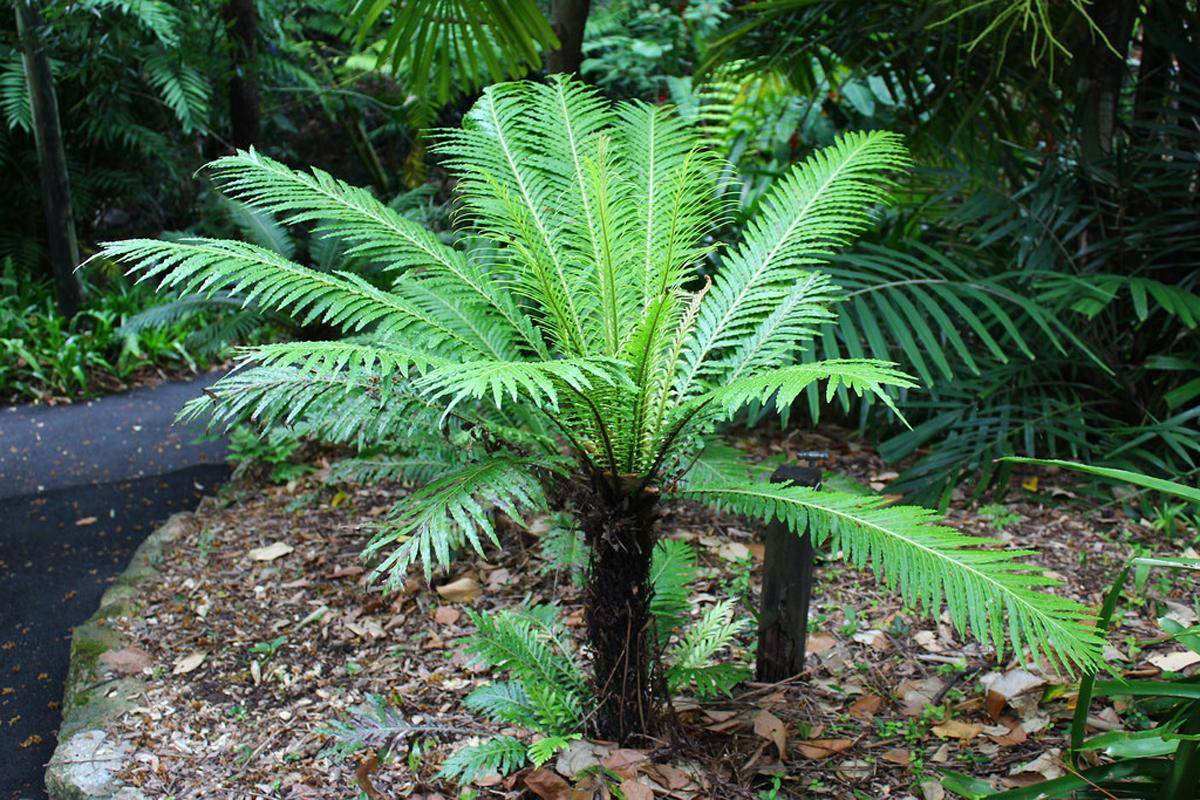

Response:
(14, 0), (82, 319)
(755, 455), (824, 682)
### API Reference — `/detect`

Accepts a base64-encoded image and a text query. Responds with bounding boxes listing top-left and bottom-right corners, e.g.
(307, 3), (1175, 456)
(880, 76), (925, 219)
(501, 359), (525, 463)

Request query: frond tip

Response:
(672, 480), (1104, 672)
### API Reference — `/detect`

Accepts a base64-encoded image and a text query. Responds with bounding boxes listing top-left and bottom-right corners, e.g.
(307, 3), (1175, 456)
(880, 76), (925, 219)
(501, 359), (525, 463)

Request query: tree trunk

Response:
(545, 0), (592, 75)
(14, 0), (81, 319)
(223, 0), (261, 149)
(581, 489), (658, 743)
(1078, 0), (1136, 162)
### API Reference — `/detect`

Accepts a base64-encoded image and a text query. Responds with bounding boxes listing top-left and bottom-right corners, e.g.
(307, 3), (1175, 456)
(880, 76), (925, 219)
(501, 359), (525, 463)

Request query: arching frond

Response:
(675, 130), (910, 398)
(365, 455), (562, 581)
(674, 480), (1104, 672)
(665, 599), (752, 699)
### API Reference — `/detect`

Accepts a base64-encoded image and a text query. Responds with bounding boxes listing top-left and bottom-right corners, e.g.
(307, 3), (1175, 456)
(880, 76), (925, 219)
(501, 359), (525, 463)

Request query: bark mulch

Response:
(95, 430), (1197, 799)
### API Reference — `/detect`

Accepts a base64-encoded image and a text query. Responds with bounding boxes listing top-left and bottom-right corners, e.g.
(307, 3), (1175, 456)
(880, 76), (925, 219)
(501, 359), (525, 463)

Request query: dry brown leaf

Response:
(247, 541), (294, 562)
(619, 778), (655, 800)
(852, 629), (891, 651)
(984, 669), (1046, 721)
(433, 606), (461, 625)
(752, 709), (787, 759)
(806, 632), (837, 655)
(881, 748), (910, 766)
(848, 693), (883, 720)
(99, 647), (153, 675)
(932, 720), (983, 741)
(796, 738), (854, 760)
(524, 768), (571, 800)
(601, 749), (649, 778)
(644, 764), (692, 790)
(172, 651), (206, 675)
(435, 576), (481, 603)
(1148, 650), (1200, 672)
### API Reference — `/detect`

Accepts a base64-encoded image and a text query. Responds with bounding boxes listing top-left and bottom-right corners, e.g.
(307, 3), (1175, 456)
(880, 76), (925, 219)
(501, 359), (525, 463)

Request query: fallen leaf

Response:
(919, 779), (945, 800)
(74, 516), (97, 526)
(852, 629), (891, 651)
(806, 632), (837, 655)
(555, 740), (610, 779)
(932, 720), (982, 741)
(172, 651), (206, 675)
(881, 748), (910, 766)
(619, 779), (654, 800)
(796, 738), (854, 760)
(753, 709), (787, 758)
(247, 542), (294, 562)
(1148, 650), (1200, 672)
(984, 669), (1046, 721)
(433, 606), (461, 625)
(848, 693), (882, 720)
(1007, 748), (1064, 783)
(524, 768), (570, 800)
(717, 541), (751, 561)
(645, 764), (692, 790)
(99, 647), (153, 675)
(435, 576), (481, 603)
(896, 677), (946, 716)
(601, 749), (649, 778)
(1021, 476), (1039, 492)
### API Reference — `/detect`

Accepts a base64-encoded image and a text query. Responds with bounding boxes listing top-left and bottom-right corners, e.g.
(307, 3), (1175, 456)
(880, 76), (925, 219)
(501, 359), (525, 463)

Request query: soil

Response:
(94, 429), (1197, 799)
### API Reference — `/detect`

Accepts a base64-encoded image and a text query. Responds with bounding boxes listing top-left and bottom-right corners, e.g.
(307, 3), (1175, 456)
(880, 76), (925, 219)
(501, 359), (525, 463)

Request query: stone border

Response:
(45, 512), (194, 800)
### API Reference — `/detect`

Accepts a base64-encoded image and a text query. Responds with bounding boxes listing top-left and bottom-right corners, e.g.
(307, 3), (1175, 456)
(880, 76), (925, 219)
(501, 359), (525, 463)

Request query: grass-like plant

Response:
(100, 75), (1102, 743)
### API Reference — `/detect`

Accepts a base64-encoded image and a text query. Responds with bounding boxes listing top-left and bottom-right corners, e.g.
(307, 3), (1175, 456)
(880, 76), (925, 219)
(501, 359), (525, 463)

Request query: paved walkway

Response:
(0, 373), (230, 799)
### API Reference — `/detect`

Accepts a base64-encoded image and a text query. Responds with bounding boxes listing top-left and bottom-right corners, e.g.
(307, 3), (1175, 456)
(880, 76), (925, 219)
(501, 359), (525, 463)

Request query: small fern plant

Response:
(442, 540), (750, 783)
(99, 75), (1103, 743)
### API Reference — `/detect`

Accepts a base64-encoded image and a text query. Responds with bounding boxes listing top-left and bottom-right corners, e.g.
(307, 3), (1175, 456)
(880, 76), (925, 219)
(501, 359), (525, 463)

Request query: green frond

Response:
(464, 606), (587, 731)
(365, 455), (562, 582)
(676, 130), (910, 398)
(437, 735), (527, 783)
(219, 197), (295, 259)
(665, 599), (752, 699)
(463, 680), (536, 726)
(415, 356), (628, 414)
(649, 538), (698, 644)
(328, 440), (473, 485)
(96, 238), (470, 350)
(682, 358), (918, 425)
(676, 443), (784, 489)
(527, 735), (579, 767)
(674, 480), (1104, 672)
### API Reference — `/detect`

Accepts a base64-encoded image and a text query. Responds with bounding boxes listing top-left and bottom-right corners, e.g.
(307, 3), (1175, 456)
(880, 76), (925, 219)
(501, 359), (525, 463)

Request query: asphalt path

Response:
(0, 373), (230, 799)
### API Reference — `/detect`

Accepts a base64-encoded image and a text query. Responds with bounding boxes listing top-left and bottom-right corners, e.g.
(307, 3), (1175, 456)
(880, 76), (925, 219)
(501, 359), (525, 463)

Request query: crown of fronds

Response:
(98, 74), (1101, 672)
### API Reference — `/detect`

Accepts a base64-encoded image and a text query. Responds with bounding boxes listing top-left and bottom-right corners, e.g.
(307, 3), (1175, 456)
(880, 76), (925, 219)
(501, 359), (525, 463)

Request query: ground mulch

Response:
(96, 429), (1197, 799)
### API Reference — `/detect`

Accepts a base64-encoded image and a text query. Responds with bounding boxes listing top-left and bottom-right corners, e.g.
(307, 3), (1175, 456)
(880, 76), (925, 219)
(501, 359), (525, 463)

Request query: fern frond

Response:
(676, 130), (910, 398)
(437, 735), (527, 783)
(464, 606), (587, 731)
(676, 443), (784, 488)
(674, 481), (1105, 671)
(665, 599), (752, 699)
(366, 455), (562, 582)
(416, 356), (627, 414)
(463, 680), (537, 726)
(528, 734), (580, 767)
(649, 538), (698, 644)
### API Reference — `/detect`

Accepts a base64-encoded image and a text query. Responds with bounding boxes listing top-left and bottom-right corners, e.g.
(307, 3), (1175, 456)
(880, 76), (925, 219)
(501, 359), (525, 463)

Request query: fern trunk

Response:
(580, 487), (658, 743)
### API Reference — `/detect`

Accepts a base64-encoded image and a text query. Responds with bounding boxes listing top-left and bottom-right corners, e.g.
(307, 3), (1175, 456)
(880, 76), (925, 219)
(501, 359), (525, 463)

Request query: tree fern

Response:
(101, 75), (1104, 742)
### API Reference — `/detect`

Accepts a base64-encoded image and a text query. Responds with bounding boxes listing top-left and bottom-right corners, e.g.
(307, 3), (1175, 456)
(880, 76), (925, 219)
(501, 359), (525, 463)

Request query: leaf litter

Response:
(94, 427), (1197, 798)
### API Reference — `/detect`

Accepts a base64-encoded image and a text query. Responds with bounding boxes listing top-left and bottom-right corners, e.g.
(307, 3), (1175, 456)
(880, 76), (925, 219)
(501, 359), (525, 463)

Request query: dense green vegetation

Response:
(4, 1), (1197, 793)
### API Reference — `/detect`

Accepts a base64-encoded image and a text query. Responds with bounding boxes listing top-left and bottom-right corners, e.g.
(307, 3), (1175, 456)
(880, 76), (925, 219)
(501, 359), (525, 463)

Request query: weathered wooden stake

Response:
(755, 454), (824, 682)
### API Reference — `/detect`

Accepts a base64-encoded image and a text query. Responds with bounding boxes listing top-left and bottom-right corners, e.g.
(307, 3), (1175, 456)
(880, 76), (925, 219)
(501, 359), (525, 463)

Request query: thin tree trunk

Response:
(14, 0), (81, 318)
(581, 489), (658, 743)
(545, 0), (592, 75)
(224, 0), (261, 149)
(1078, 0), (1136, 161)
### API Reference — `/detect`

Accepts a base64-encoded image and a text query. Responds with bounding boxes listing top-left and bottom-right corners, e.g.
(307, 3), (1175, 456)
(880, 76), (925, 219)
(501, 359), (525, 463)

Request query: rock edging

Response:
(45, 512), (193, 800)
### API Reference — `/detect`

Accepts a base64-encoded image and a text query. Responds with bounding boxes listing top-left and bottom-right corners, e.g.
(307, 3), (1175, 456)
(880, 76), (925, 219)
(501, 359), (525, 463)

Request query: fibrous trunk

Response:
(580, 489), (657, 743)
